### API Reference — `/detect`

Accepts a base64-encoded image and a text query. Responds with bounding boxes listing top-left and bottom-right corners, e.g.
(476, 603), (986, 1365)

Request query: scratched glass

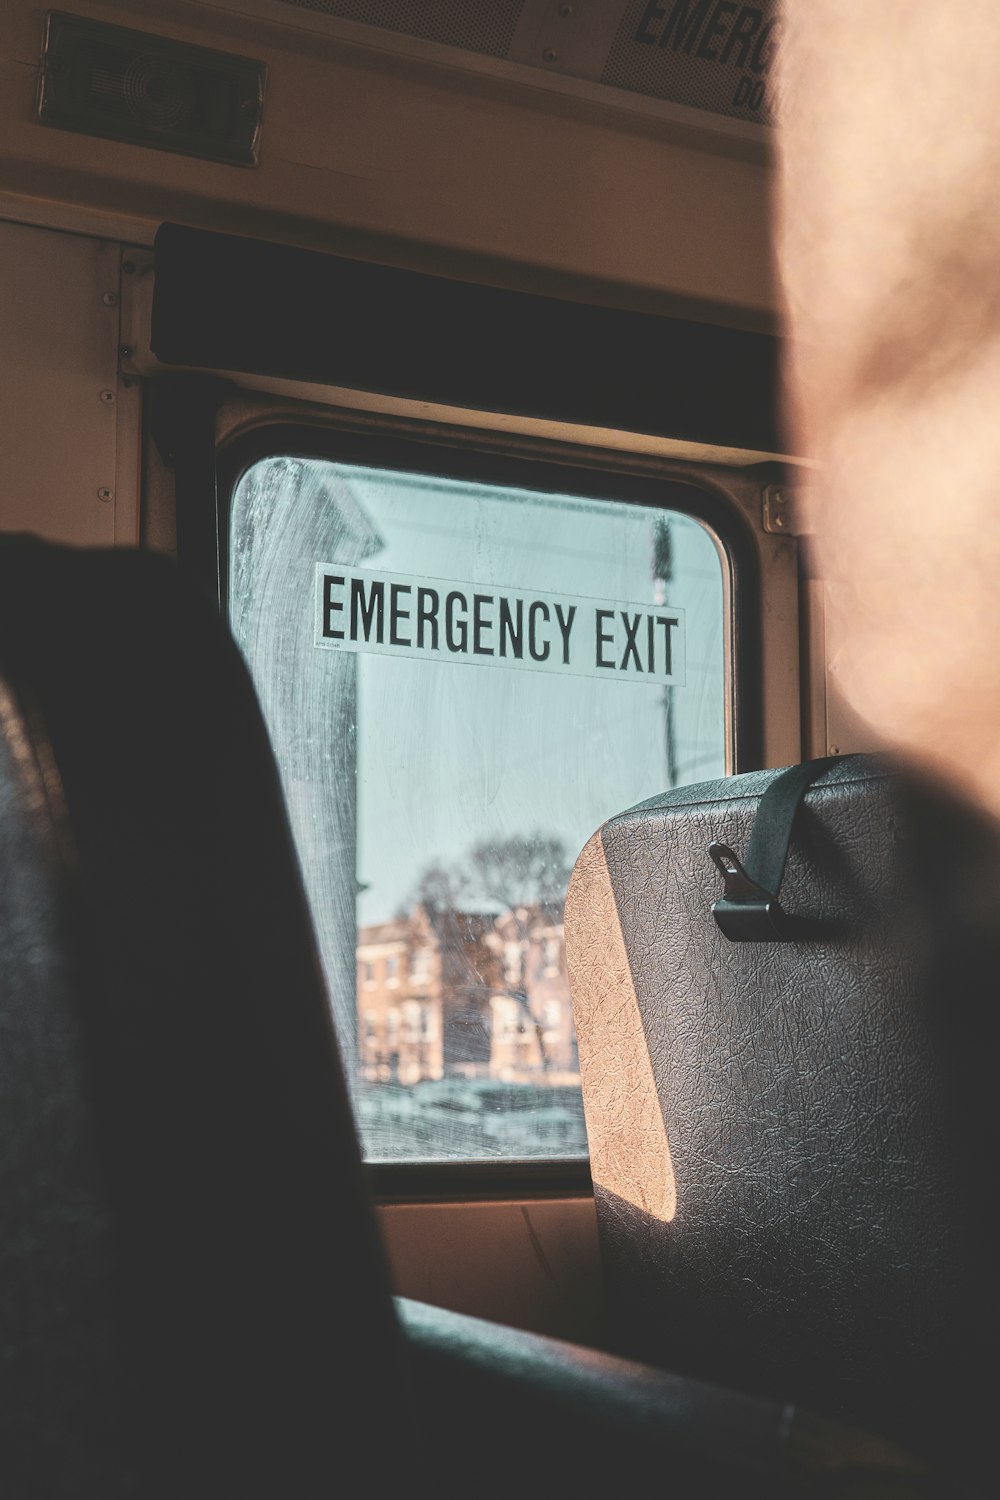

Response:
(230, 457), (726, 1162)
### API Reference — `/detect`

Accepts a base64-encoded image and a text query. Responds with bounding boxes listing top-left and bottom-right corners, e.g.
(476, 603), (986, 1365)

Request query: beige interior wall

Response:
(0, 220), (140, 546)
(380, 1196), (604, 1346)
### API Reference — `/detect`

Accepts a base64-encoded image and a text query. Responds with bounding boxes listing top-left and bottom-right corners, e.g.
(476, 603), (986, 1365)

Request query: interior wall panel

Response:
(0, 0), (775, 322)
(0, 219), (136, 546)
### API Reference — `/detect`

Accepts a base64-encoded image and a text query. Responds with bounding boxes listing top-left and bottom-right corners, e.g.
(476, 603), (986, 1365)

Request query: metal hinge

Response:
(762, 485), (812, 536)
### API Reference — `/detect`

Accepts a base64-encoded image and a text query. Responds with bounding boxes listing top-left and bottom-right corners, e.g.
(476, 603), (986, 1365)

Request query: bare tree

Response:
(404, 832), (574, 1072)
(466, 833), (572, 1073)
(466, 833), (572, 923)
(402, 861), (470, 921)
(404, 833), (572, 923)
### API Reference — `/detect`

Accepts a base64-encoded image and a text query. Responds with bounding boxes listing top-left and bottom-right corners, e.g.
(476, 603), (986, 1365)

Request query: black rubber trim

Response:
(150, 374), (231, 602)
(367, 1158), (593, 1203)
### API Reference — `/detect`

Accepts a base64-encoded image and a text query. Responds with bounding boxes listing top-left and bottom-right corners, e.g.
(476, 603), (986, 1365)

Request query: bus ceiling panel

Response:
(151, 222), (783, 454)
(1, 2), (774, 315)
(198, 0), (779, 132)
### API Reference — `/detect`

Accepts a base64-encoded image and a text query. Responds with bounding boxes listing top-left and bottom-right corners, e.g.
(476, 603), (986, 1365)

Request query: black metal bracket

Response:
(709, 840), (791, 941)
(150, 374), (232, 606)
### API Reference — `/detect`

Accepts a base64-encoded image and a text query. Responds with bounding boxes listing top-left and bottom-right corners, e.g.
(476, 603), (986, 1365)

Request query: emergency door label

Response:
(315, 565), (685, 686)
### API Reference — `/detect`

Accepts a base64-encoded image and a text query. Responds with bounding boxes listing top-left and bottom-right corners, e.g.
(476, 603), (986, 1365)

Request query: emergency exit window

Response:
(229, 456), (726, 1163)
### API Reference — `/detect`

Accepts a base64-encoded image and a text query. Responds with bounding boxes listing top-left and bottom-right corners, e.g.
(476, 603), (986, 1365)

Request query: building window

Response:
(401, 999), (421, 1042)
(502, 941), (523, 985)
(492, 996), (521, 1042)
(542, 999), (562, 1033)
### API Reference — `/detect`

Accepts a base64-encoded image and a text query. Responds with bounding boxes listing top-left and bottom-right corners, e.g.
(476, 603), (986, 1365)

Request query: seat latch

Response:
(708, 841), (790, 941)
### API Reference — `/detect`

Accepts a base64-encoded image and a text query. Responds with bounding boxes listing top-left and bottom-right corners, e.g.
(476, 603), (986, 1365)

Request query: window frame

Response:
(209, 407), (771, 1200)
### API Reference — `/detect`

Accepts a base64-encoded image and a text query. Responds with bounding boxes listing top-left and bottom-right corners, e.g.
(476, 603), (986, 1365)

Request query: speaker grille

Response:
(119, 56), (197, 129)
(601, 0), (779, 124)
(273, 0), (524, 59)
(37, 13), (265, 166)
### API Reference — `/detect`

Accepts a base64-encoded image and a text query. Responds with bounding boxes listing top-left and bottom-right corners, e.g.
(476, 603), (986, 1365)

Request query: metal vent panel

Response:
(601, 0), (779, 124)
(272, 0), (525, 59)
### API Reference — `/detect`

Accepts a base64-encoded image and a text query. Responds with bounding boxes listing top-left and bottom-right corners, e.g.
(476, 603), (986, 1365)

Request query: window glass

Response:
(229, 456), (726, 1162)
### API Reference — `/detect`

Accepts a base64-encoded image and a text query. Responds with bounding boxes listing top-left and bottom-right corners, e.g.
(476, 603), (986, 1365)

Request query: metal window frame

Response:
(201, 390), (800, 1199)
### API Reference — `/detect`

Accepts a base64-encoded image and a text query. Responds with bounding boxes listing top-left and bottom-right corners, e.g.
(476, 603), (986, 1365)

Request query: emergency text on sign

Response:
(314, 565), (685, 686)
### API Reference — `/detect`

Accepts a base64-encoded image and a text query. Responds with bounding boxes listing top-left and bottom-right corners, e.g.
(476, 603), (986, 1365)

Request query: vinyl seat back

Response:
(0, 537), (414, 1497)
(565, 756), (998, 1489)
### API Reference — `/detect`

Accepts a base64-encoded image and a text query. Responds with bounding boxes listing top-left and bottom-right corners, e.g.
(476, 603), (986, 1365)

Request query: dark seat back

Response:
(565, 756), (998, 1485)
(0, 539), (413, 1497)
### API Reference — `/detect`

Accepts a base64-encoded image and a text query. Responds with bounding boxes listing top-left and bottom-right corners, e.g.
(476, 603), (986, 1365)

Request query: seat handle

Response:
(709, 756), (845, 942)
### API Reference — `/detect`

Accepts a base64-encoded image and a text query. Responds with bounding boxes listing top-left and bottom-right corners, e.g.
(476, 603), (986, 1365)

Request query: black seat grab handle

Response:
(709, 757), (844, 942)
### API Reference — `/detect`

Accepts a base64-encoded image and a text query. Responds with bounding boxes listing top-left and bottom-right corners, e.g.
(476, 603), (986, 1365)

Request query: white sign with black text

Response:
(315, 565), (685, 686)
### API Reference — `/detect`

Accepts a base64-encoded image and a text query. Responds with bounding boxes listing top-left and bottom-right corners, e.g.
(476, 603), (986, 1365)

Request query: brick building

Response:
(483, 906), (579, 1083)
(356, 901), (577, 1086)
